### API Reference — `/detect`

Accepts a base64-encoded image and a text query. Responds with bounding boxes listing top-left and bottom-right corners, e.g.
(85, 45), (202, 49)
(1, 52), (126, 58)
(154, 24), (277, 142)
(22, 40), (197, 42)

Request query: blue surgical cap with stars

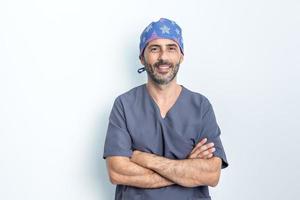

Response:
(139, 18), (184, 57)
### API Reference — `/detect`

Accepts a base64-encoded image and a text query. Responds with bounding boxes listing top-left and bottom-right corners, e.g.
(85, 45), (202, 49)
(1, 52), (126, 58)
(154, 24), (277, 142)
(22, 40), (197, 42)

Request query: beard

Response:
(144, 59), (180, 85)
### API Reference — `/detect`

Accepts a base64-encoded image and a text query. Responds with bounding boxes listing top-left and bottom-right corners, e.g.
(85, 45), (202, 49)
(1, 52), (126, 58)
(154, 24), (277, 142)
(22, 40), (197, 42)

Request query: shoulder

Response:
(182, 86), (217, 121)
(113, 84), (145, 106)
(182, 86), (212, 109)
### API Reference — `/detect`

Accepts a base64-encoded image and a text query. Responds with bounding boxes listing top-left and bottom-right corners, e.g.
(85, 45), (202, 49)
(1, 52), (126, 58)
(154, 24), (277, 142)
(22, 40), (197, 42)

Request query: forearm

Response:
(110, 168), (174, 188)
(107, 156), (174, 188)
(131, 152), (221, 187)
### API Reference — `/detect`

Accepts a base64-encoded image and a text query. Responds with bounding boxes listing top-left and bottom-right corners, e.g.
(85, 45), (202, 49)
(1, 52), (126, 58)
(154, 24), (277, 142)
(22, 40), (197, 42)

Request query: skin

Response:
(130, 151), (221, 187)
(140, 39), (184, 118)
(107, 138), (216, 188)
(106, 38), (222, 188)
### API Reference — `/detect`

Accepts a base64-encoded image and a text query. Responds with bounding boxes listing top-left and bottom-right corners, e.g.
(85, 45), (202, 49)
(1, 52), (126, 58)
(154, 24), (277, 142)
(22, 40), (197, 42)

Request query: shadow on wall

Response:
(89, 37), (144, 199)
(89, 108), (115, 199)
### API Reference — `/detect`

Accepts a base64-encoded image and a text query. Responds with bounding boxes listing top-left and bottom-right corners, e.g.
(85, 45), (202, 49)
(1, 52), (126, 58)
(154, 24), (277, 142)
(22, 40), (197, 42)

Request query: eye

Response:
(150, 47), (159, 52)
(169, 47), (177, 51)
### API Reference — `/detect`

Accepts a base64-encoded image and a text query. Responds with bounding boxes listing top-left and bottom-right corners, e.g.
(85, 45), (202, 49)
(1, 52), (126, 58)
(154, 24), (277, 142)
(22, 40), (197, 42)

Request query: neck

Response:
(146, 78), (181, 102)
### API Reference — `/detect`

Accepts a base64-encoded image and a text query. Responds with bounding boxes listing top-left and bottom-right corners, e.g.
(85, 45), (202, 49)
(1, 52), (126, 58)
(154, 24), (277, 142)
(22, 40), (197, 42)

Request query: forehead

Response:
(146, 38), (179, 47)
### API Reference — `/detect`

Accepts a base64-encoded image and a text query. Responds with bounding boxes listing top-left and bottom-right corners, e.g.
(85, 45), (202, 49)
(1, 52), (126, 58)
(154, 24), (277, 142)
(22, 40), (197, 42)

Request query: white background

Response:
(0, 0), (299, 199)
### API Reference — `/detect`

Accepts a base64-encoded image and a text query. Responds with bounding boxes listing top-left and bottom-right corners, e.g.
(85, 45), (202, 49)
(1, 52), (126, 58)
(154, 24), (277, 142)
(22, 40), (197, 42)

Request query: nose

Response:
(159, 49), (168, 61)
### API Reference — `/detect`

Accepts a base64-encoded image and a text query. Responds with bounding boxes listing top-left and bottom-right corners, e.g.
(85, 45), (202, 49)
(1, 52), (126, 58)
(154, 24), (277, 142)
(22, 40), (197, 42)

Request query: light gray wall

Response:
(0, 0), (299, 199)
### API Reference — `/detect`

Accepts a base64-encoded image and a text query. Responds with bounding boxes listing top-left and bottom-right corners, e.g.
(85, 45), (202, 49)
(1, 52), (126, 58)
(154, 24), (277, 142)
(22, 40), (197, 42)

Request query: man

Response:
(103, 18), (228, 200)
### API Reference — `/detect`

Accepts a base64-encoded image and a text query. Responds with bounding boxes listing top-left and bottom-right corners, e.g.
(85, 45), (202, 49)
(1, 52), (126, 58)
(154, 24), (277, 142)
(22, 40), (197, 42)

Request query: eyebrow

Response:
(148, 44), (178, 48)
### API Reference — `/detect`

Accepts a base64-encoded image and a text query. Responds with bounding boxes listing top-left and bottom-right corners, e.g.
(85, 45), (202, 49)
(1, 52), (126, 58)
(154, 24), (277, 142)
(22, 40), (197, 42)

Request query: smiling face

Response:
(140, 38), (184, 85)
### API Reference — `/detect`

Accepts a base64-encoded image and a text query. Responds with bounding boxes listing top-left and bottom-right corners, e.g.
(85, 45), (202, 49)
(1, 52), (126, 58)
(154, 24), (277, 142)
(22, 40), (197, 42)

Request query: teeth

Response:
(158, 65), (170, 68)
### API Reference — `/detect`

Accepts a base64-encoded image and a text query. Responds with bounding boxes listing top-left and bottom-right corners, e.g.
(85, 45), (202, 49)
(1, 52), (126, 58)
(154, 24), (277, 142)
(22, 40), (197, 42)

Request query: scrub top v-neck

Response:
(144, 84), (184, 120)
(103, 84), (228, 200)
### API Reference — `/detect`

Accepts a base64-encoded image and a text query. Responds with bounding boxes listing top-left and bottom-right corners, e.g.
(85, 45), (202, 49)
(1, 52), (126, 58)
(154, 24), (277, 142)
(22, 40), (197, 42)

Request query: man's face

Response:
(140, 38), (183, 85)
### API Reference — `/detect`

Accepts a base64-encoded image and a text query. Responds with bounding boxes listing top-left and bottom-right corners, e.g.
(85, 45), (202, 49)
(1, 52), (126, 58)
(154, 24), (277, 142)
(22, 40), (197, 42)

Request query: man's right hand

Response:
(187, 138), (215, 159)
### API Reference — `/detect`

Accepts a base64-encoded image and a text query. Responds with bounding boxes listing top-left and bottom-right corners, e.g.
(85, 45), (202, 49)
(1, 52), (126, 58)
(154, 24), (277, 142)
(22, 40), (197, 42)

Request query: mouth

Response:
(156, 64), (171, 73)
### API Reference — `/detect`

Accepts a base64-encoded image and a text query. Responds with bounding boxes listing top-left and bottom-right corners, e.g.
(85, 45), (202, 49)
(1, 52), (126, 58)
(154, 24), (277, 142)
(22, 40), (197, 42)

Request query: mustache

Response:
(154, 59), (173, 68)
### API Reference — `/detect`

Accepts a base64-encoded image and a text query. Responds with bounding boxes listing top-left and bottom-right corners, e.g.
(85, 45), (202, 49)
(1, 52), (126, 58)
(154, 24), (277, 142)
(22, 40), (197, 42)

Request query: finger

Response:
(196, 147), (216, 159)
(199, 142), (214, 152)
(192, 142), (214, 156)
(189, 147), (203, 158)
(199, 147), (215, 157)
(189, 147), (207, 159)
(190, 146), (213, 159)
(190, 138), (207, 154)
(206, 153), (214, 159)
(190, 146), (210, 158)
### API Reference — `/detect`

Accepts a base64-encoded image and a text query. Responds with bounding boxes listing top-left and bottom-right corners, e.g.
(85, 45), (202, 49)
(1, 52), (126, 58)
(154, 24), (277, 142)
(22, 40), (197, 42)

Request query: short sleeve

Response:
(200, 98), (229, 169)
(103, 97), (133, 159)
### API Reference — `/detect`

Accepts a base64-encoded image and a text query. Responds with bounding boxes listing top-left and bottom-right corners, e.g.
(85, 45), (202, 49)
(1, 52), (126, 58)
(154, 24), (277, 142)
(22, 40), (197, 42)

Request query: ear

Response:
(139, 55), (145, 65)
(179, 55), (184, 64)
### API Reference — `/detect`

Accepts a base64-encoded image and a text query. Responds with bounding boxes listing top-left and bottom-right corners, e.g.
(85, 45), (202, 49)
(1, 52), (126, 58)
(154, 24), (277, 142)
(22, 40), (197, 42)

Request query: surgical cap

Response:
(139, 18), (184, 57)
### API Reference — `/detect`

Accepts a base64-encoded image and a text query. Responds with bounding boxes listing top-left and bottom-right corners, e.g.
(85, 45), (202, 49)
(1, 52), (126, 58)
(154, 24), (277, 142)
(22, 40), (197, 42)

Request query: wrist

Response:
(131, 150), (150, 168)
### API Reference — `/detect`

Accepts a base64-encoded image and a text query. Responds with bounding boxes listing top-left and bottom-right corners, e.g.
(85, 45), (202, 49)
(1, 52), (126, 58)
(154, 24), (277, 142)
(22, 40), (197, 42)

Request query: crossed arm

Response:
(106, 138), (222, 188)
(106, 156), (174, 188)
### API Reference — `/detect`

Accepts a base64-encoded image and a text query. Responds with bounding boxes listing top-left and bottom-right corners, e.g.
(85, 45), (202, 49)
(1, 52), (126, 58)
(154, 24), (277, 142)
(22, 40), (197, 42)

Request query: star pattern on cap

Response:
(139, 18), (184, 57)
(160, 25), (170, 34)
(145, 24), (152, 32)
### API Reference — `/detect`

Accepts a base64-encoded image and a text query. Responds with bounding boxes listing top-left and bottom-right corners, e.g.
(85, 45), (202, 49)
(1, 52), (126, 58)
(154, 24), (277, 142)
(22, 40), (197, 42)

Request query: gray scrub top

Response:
(103, 84), (228, 200)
